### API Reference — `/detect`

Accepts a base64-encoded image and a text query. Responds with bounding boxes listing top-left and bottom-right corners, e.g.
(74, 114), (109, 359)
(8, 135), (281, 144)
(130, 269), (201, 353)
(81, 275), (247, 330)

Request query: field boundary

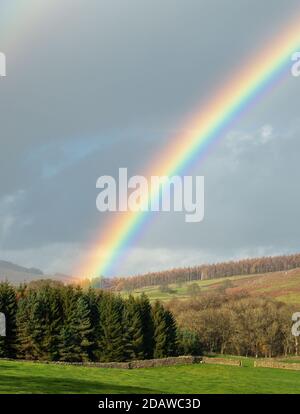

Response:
(254, 359), (300, 371)
(0, 356), (202, 369)
(0, 355), (245, 369)
(202, 357), (242, 367)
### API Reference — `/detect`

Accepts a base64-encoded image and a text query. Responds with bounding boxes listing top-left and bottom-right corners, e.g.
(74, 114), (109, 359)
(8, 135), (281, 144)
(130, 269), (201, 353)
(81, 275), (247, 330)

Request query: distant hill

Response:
(0, 260), (74, 284)
(109, 253), (300, 292)
(121, 268), (300, 305)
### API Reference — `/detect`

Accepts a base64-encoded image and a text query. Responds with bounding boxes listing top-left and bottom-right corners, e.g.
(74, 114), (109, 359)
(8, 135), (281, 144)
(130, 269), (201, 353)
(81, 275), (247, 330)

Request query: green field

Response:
(1, 359), (300, 394)
(123, 268), (300, 305)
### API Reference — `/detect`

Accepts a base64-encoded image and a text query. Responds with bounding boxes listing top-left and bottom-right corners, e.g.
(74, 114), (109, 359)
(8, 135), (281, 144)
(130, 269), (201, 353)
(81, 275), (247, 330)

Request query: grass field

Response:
(122, 268), (300, 305)
(0, 358), (300, 394)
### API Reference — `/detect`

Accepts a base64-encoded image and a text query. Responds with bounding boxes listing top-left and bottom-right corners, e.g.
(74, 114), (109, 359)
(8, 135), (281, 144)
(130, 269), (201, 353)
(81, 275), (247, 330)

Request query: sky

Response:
(0, 0), (300, 277)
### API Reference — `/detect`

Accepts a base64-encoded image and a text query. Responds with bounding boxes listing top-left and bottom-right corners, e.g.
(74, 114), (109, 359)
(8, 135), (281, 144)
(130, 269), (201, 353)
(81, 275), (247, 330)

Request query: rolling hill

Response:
(0, 260), (74, 284)
(122, 267), (300, 305)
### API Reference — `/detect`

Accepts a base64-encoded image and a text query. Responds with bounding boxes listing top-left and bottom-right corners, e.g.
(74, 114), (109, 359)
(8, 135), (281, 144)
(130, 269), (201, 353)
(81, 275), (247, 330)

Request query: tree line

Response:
(99, 253), (300, 291)
(169, 291), (298, 358)
(0, 281), (177, 362)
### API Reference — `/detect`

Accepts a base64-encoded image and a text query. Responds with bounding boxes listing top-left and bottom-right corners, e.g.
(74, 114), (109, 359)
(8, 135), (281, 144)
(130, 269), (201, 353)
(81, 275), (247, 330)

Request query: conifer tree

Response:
(17, 286), (62, 360)
(40, 286), (62, 360)
(84, 288), (100, 361)
(138, 293), (154, 359)
(123, 296), (144, 360)
(75, 296), (94, 360)
(59, 287), (82, 361)
(99, 297), (126, 362)
(59, 291), (93, 362)
(16, 295), (34, 359)
(164, 309), (178, 356)
(152, 301), (168, 359)
(11, 282), (179, 363)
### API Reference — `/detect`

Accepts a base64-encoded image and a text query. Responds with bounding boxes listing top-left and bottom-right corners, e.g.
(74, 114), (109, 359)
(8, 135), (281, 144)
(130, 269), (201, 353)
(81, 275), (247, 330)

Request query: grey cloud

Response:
(1, 0), (300, 275)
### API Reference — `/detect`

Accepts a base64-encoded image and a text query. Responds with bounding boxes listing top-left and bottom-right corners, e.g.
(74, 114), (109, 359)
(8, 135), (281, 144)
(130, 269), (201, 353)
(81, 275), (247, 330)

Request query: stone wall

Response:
(1, 355), (244, 369)
(202, 357), (242, 367)
(254, 359), (300, 371)
(0, 356), (202, 369)
(92, 356), (203, 369)
(129, 356), (202, 369)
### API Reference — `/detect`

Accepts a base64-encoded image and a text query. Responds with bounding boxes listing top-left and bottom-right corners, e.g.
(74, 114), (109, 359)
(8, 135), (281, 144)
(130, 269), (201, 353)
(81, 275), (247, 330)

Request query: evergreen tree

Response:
(28, 293), (47, 359)
(17, 286), (62, 360)
(17, 296), (32, 359)
(75, 296), (94, 360)
(7, 282), (178, 363)
(84, 288), (100, 361)
(0, 282), (17, 358)
(17, 292), (41, 359)
(164, 309), (178, 356)
(40, 286), (62, 360)
(59, 290), (93, 362)
(99, 297), (126, 362)
(152, 301), (168, 359)
(59, 325), (80, 361)
(138, 293), (154, 359)
(59, 287), (82, 362)
(123, 296), (144, 360)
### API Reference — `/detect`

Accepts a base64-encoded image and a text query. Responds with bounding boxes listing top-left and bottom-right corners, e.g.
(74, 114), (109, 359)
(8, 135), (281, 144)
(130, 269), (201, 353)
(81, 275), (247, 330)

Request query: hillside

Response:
(0, 260), (73, 284)
(122, 268), (300, 305)
(105, 253), (300, 292)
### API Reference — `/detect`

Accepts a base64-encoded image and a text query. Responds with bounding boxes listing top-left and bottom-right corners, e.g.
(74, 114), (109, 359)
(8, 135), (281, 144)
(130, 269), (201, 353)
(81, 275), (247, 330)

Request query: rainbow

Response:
(1, 4), (299, 279)
(77, 17), (300, 279)
(0, 0), (61, 56)
(0, 0), (55, 52)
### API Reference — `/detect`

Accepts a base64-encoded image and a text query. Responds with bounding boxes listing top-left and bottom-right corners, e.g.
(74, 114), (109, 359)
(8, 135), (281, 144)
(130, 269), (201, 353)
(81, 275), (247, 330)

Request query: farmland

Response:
(0, 358), (300, 394)
(122, 268), (300, 305)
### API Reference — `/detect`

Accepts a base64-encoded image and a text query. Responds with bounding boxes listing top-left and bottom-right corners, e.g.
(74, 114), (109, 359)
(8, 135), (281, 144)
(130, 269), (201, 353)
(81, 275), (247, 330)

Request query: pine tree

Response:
(29, 293), (47, 359)
(59, 287), (82, 362)
(152, 301), (168, 359)
(0, 282), (17, 358)
(17, 286), (62, 360)
(138, 293), (154, 359)
(59, 290), (93, 362)
(84, 288), (100, 361)
(123, 296), (144, 360)
(75, 296), (94, 360)
(17, 292), (42, 359)
(164, 309), (178, 356)
(17, 296), (31, 359)
(39, 286), (62, 360)
(99, 297), (126, 362)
